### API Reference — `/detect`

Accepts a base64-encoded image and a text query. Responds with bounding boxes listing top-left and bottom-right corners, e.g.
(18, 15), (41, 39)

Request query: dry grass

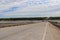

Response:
(49, 20), (60, 28)
(0, 20), (41, 28)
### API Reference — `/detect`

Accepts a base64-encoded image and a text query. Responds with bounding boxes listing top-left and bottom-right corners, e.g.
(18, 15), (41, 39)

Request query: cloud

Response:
(3, 6), (19, 12)
(1, 11), (60, 18)
(0, 0), (60, 18)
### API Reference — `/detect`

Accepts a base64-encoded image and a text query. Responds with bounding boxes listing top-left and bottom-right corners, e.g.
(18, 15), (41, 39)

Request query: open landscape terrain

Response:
(49, 20), (60, 27)
(0, 20), (42, 28)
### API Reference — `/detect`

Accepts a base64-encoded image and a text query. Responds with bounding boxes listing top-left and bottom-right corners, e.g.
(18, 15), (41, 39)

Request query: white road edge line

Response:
(42, 22), (48, 40)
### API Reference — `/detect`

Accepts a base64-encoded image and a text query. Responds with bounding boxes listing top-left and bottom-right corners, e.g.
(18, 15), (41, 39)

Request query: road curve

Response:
(0, 22), (60, 40)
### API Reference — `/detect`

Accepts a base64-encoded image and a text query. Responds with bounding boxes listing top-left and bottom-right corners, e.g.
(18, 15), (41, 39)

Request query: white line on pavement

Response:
(42, 22), (48, 40)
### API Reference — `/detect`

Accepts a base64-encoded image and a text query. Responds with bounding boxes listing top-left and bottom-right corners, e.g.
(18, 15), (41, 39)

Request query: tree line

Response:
(0, 17), (60, 21)
(0, 17), (47, 21)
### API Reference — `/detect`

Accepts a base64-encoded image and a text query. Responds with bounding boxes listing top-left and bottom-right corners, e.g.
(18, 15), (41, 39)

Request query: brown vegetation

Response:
(0, 20), (41, 28)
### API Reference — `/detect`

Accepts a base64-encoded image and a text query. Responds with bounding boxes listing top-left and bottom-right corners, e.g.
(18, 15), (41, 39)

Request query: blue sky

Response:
(0, 0), (60, 18)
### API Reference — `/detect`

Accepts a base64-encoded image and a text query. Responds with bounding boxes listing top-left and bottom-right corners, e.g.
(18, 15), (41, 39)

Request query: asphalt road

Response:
(0, 22), (60, 40)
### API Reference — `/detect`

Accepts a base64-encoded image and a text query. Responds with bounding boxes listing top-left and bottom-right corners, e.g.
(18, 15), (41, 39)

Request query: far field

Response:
(0, 20), (42, 28)
(0, 20), (60, 28)
(49, 20), (60, 27)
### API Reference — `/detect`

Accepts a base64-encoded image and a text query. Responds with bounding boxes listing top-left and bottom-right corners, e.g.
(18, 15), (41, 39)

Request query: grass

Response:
(0, 20), (40, 28)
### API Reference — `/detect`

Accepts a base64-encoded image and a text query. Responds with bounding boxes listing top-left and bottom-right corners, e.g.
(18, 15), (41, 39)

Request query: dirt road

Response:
(0, 22), (60, 40)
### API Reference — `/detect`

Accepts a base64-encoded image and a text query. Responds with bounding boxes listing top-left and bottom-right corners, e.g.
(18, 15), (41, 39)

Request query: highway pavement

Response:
(0, 22), (60, 40)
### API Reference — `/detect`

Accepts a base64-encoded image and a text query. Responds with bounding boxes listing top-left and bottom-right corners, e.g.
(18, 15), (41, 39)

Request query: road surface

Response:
(0, 22), (60, 40)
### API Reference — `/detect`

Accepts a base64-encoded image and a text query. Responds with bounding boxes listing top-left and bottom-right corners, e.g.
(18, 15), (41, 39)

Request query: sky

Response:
(0, 0), (60, 18)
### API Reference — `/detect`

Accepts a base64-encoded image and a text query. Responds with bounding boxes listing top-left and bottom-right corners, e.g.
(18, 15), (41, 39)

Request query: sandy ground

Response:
(45, 22), (60, 40)
(0, 22), (60, 40)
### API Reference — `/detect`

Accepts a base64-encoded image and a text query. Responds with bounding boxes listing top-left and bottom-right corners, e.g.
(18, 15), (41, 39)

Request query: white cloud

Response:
(0, 0), (60, 18)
